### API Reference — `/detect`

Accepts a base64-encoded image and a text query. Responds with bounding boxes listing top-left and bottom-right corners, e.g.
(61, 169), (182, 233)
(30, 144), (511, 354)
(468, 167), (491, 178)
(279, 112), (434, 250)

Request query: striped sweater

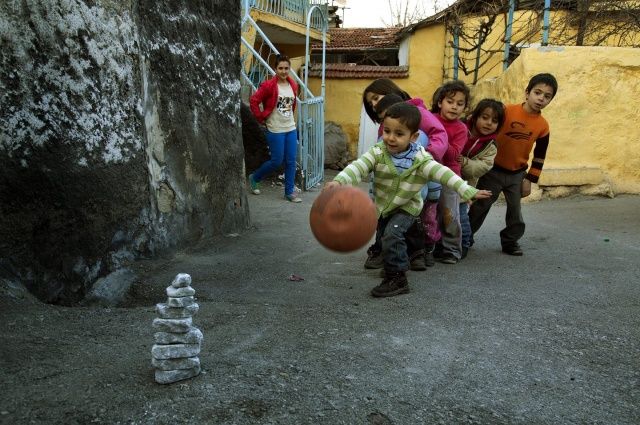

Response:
(334, 142), (479, 218)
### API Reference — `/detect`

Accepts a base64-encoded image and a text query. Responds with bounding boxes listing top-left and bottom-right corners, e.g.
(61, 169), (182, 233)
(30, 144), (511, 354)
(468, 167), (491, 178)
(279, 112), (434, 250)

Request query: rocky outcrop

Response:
(324, 121), (349, 170)
(0, 0), (249, 304)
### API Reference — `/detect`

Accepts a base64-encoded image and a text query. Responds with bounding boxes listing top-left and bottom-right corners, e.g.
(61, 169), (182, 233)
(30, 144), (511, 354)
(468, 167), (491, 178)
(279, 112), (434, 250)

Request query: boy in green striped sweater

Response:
(324, 103), (491, 297)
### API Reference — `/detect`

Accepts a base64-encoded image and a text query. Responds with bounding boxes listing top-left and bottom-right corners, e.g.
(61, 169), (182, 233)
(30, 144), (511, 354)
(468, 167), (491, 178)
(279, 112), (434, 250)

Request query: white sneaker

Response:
(285, 194), (302, 203)
(248, 174), (260, 195)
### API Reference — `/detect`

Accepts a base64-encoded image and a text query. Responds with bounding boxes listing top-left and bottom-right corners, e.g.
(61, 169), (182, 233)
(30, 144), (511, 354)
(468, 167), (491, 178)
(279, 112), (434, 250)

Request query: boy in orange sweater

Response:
(469, 73), (558, 256)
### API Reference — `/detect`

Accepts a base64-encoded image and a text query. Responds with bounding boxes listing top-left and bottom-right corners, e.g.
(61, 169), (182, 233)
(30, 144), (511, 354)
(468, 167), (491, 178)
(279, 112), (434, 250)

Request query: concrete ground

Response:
(1, 178), (639, 424)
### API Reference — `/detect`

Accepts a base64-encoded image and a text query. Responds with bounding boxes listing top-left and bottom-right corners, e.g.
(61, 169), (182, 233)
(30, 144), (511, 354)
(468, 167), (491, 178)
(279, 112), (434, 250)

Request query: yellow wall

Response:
(307, 78), (373, 158)
(472, 46), (640, 194)
(403, 25), (447, 102)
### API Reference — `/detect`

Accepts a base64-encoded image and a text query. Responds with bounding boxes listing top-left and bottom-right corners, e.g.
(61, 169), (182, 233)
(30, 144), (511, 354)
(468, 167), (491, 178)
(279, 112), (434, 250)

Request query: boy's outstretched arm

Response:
(323, 181), (342, 192)
(332, 147), (376, 188)
(422, 160), (483, 202)
(473, 189), (492, 200)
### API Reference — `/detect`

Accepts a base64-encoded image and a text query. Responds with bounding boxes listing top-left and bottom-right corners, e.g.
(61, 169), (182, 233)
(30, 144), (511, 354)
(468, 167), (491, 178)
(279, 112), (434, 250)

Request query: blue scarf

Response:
(390, 142), (418, 173)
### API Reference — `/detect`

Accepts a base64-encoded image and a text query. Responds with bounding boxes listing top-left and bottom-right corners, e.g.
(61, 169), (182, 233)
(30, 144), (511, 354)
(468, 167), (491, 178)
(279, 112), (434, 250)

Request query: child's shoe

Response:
(371, 272), (409, 298)
(364, 252), (383, 269)
(424, 244), (436, 267)
(502, 244), (523, 256)
(285, 193), (302, 203)
(409, 250), (427, 271)
(439, 253), (458, 264)
(432, 243), (444, 259)
(461, 246), (469, 259)
(248, 174), (260, 195)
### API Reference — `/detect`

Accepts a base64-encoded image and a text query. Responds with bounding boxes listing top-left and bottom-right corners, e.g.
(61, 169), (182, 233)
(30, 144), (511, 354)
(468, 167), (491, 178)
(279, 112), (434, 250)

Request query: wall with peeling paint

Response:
(0, 0), (248, 304)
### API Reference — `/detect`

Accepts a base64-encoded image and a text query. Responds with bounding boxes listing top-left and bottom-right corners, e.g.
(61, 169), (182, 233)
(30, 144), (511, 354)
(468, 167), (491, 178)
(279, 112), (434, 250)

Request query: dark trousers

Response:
(369, 215), (425, 259)
(378, 211), (416, 273)
(469, 168), (526, 249)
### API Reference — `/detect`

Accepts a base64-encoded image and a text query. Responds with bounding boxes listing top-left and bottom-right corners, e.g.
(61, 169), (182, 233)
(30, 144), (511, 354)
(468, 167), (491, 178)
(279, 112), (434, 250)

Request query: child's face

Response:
(382, 116), (418, 154)
(474, 107), (500, 136)
(275, 61), (290, 81)
(524, 83), (554, 113)
(438, 91), (467, 121)
(365, 92), (383, 110)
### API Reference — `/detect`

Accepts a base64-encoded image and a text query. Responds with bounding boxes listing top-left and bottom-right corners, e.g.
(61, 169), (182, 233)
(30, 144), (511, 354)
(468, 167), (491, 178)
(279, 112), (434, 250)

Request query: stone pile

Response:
(151, 273), (203, 384)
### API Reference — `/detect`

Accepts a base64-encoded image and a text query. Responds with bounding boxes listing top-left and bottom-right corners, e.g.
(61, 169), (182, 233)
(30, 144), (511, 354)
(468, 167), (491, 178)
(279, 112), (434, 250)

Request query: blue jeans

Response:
(253, 129), (298, 196)
(459, 202), (471, 249)
(380, 211), (416, 273)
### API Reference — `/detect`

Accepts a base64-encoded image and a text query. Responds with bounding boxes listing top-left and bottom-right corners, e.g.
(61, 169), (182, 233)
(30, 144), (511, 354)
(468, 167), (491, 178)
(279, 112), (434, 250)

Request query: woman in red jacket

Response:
(248, 55), (301, 203)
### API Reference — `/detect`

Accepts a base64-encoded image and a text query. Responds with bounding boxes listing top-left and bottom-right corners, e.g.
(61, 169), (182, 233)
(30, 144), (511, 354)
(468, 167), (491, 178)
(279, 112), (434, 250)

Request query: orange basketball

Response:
(309, 186), (377, 252)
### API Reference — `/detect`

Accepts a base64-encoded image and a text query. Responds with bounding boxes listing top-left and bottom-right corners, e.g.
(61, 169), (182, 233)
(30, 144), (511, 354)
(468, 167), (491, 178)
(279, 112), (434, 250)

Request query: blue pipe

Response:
(503, 0), (515, 70)
(453, 26), (459, 80)
(542, 0), (551, 46)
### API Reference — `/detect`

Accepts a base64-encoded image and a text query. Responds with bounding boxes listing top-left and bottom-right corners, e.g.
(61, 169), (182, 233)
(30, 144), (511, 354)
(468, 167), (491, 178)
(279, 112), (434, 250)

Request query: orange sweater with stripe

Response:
(494, 103), (550, 183)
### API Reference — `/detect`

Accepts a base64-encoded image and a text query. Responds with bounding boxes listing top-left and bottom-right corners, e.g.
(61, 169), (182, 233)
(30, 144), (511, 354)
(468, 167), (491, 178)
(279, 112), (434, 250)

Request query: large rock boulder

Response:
(324, 121), (349, 170)
(0, 0), (249, 304)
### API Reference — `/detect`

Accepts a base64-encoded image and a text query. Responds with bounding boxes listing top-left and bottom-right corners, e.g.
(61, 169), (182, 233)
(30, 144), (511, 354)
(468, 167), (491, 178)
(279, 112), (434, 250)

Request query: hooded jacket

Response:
(460, 120), (498, 187)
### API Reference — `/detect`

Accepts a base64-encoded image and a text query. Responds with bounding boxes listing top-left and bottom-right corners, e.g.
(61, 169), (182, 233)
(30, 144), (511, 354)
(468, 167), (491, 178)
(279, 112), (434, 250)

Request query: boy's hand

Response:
(521, 179), (532, 198)
(456, 155), (463, 164)
(473, 190), (492, 200)
(323, 181), (341, 192)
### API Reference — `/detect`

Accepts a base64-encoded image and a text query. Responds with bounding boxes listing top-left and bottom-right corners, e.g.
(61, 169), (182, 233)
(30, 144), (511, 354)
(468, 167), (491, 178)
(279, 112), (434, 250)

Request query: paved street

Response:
(132, 183), (640, 424)
(2, 183), (639, 424)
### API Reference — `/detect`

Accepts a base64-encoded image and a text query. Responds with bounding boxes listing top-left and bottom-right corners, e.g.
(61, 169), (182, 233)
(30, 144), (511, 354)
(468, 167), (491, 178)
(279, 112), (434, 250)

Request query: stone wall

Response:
(0, 0), (248, 304)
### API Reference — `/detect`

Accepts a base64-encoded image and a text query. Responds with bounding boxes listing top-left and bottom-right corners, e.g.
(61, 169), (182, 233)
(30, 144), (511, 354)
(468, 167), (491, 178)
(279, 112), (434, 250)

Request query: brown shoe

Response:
(364, 253), (384, 269)
(371, 272), (409, 298)
(409, 250), (427, 271)
(502, 245), (523, 256)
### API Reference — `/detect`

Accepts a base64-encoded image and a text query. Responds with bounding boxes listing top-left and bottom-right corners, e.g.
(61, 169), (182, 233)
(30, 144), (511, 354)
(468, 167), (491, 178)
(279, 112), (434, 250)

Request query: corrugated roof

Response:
(308, 63), (409, 79)
(312, 27), (402, 51)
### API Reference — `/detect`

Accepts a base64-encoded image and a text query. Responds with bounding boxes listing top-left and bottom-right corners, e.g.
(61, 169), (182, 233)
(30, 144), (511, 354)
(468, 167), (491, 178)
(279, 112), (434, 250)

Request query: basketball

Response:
(309, 186), (377, 253)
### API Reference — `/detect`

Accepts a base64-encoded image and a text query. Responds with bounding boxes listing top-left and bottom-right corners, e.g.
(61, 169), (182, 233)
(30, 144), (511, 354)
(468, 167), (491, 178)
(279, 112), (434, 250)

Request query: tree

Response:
(443, 0), (640, 81)
(381, 0), (454, 27)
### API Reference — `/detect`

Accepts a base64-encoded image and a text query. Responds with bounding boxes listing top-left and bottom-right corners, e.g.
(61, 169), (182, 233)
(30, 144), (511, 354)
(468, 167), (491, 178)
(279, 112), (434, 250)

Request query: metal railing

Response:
(247, 0), (327, 31)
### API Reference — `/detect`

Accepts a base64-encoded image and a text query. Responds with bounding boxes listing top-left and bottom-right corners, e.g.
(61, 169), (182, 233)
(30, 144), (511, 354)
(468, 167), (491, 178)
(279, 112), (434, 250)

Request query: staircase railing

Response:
(247, 0), (326, 31)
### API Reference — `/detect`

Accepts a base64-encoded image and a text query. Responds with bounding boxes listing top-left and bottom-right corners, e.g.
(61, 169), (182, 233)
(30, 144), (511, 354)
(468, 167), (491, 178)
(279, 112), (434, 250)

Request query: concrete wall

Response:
(0, 0), (249, 304)
(472, 46), (640, 195)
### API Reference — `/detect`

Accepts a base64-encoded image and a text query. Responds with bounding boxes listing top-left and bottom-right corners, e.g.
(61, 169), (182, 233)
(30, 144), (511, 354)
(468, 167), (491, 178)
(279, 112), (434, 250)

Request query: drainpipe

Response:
(503, 0), (515, 70)
(453, 25), (459, 80)
(542, 0), (551, 46)
(473, 26), (485, 84)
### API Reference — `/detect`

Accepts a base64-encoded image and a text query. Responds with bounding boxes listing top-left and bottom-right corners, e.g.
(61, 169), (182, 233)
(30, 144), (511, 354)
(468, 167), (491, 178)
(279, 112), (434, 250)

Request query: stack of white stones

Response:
(151, 273), (203, 384)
